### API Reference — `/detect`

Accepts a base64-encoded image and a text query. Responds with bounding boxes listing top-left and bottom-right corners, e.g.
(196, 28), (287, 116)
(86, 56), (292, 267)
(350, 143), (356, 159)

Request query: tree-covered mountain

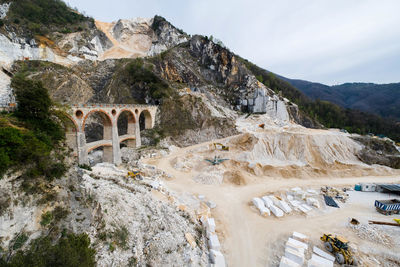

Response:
(285, 79), (400, 122)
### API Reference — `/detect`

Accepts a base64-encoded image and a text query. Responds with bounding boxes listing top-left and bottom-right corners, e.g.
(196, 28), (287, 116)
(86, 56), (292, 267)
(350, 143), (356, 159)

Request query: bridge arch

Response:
(117, 109), (136, 135)
(67, 104), (157, 165)
(117, 109), (137, 148)
(139, 109), (153, 130)
(83, 109), (113, 142)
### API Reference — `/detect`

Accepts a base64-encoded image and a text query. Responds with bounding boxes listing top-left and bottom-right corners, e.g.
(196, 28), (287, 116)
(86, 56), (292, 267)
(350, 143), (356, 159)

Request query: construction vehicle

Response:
(205, 155), (228, 165)
(213, 143), (229, 151)
(126, 170), (142, 180)
(320, 234), (357, 265)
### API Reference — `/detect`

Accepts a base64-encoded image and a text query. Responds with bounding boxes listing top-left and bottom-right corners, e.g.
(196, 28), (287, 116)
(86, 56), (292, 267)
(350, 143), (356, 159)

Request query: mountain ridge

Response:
(285, 78), (400, 121)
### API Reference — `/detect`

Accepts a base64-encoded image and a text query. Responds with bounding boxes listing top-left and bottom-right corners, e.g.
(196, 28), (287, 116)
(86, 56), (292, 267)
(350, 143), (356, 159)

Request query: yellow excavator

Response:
(126, 170), (142, 180)
(321, 234), (357, 265)
(213, 143), (229, 151)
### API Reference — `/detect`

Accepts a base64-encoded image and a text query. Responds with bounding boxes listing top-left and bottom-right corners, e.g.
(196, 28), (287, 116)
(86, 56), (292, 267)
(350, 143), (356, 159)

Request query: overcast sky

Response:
(65, 0), (400, 85)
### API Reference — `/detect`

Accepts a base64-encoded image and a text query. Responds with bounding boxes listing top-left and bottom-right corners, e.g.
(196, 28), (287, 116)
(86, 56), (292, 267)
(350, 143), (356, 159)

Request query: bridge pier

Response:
(135, 122), (141, 147)
(77, 131), (88, 165)
(103, 146), (113, 163)
(111, 116), (122, 165)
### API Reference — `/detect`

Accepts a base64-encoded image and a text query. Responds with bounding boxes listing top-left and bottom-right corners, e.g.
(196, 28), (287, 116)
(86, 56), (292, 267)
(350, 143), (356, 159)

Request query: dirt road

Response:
(145, 139), (400, 266)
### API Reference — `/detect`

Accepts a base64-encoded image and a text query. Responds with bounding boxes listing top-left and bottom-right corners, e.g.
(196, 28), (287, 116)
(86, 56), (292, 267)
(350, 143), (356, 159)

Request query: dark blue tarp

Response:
(324, 195), (340, 208)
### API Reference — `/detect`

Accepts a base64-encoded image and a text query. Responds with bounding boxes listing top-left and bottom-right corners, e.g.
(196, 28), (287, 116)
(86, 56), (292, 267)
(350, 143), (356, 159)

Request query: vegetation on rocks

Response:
(0, 233), (96, 267)
(0, 74), (67, 181)
(126, 58), (172, 101)
(0, 0), (92, 36)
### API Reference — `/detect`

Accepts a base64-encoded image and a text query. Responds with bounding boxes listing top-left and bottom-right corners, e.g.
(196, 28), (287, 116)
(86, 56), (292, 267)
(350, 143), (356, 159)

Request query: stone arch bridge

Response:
(65, 103), (157, 165)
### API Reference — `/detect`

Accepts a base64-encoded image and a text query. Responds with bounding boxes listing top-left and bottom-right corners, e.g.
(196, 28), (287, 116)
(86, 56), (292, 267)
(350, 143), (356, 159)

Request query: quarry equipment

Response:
(213, 143), (229, 151)
(374, 199), (400, 215)
(320, 234), (357, 265)
(368, 220), (400, 227)
(205, 155), (228, 165)
(126, 170), (142, 180)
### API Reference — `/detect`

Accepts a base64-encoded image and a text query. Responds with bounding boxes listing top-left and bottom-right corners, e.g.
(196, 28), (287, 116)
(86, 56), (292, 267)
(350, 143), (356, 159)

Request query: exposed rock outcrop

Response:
(0, 165), (209, 266)
(352, 136), (400, 169)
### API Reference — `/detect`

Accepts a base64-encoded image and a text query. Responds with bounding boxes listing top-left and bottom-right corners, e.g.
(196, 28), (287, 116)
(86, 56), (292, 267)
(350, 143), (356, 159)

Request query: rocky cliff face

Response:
(2, 6), (305, 146)
(0, 13), (188, 105)
(0, 164), (209, 266)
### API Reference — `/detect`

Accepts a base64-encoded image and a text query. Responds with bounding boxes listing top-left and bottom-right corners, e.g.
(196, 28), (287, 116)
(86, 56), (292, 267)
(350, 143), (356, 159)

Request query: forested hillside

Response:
(239, 58), (400, 142)
(286, 79), (400, 122)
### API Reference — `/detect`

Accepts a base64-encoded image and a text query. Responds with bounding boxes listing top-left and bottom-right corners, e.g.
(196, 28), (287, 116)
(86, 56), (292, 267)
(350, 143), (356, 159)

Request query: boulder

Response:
(206, 218), (216, 233)
(253, 197), (270, 216)
(308, 254), (334, 267)
(277, 200), (292, 213)
(279, 256), (301, 267)
(261, 196), (273, 208)
(292, 232), (309, 243)
(306, 197), (320, 208)
(286, 238), (308, 250)
(284, 247), (305, 265)
(209, 249), (226, 267)
(270, 205), (284, 217)
(313, 246), (335, 262)
(208, 234), (221, 250)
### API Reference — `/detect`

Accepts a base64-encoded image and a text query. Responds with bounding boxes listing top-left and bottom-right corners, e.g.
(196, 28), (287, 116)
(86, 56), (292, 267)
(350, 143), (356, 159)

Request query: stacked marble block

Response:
(279, 232), (335, 267)
(202, 217), (226, 267)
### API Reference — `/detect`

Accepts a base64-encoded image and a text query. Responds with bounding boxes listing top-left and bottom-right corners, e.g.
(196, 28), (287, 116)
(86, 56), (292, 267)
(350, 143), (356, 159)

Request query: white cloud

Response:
(65, 0), (400, 84)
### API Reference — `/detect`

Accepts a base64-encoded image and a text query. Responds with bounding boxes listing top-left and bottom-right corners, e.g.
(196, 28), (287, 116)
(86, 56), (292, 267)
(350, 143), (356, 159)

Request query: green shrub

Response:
(113, 226), (129, 250)
(126, 59), (172, 100)
(0, 20), (4, 27)
(78, 164), (92, 171)
(0, 75), (67, 181)
(40, 211), (53, 226)
(5, 0), (90, 35)
(12, 234), (28, 250)
(3, 233), (96, 267)
(52, 206), (69, 222)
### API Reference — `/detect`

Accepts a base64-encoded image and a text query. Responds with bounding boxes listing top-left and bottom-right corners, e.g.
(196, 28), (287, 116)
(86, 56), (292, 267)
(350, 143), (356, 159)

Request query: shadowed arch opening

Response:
(83, 110), (112, 143)
(139, 110), (152, 131)
(117, 110), (136, 136)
